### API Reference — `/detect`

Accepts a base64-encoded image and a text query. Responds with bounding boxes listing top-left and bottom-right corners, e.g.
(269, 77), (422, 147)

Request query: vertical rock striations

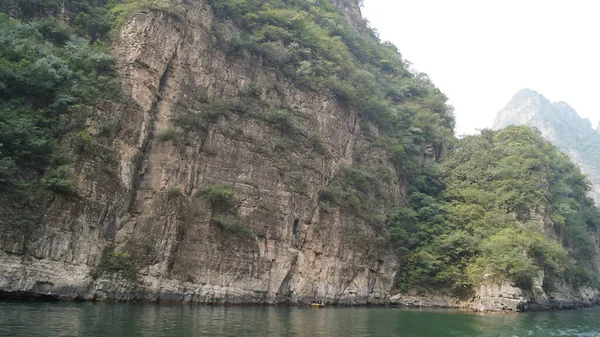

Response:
(0, 2), (405, 304)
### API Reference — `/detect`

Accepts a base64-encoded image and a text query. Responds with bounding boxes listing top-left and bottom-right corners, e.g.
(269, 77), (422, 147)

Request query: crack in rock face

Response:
(0, 5), (399, 306)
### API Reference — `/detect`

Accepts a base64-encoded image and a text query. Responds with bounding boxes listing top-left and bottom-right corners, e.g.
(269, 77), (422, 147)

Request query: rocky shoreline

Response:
(2, 267), (600, 313)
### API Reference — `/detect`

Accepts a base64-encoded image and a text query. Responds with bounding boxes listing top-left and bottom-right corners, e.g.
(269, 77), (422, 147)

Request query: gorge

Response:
(0, 0), (599, 312)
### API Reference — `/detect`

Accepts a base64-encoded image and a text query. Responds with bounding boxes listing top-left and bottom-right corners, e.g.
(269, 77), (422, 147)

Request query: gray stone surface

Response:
(0, 3), (399, 306)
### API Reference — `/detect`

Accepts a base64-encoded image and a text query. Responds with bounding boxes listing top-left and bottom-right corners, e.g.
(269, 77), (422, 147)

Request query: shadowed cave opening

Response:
(293, 219), (300, 237)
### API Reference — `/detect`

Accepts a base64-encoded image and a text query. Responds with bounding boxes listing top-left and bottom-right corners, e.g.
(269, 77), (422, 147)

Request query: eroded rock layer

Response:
(0, 3), (399, 305)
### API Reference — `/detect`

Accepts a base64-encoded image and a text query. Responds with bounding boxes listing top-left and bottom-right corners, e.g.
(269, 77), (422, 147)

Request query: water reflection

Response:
(1, 301), (600, 337)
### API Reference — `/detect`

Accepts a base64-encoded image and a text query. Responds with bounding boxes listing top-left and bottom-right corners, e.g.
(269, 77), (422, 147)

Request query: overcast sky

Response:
(362, 0), (600, 136)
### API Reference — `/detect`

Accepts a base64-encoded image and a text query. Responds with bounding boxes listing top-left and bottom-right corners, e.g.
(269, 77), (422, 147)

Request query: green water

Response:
(1, 302), (600, 337)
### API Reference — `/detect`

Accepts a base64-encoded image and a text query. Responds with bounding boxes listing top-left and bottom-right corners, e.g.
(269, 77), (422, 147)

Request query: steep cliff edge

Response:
(0, 0), (453, 304)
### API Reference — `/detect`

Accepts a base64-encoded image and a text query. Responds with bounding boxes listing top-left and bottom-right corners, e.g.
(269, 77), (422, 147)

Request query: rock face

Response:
(2, 6), (596, 313)
(493, 89), (600, 204)
(0, 4), (399, 304)
(472, 280), (600, 312)
(332, 0), (364, 27)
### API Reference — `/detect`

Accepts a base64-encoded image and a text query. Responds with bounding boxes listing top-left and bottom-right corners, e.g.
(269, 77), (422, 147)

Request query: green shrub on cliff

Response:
(319, 167), (382, 213)
(165, 184), (183, 198)
(196, 183), (237, 207)
(212, 214), (253, 238)
(109, 0), (184, 27)
(91, 251), (139, 281)
(2, 0), (116, 42)
(156, 126), (180, 142)
(0, 12), (119, 226)
(264, 109), (297, 132)
(41, 165), (78, 195)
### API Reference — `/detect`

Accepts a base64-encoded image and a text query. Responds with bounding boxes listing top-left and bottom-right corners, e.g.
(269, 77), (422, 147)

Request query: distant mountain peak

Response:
(493, 89), (552, 131)
(506, 88), (544, 106)
(493, 89), (600, 205)
(514, 88), (540, 97)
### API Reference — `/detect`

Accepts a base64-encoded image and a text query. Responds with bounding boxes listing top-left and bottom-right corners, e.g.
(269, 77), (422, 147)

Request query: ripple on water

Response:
(1, 302), (600, 337)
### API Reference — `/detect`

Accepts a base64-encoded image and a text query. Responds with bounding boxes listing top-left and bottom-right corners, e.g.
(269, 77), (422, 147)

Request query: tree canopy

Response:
(0, 4), (119, 227)
(389, 126), (600, 294)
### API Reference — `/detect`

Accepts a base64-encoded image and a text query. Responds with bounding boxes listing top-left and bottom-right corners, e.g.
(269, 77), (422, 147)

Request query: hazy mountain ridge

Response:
(493, 89), (600, 204)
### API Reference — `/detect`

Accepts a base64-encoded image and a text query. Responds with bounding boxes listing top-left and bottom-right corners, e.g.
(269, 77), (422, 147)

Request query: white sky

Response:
(362, 0), (600, 136)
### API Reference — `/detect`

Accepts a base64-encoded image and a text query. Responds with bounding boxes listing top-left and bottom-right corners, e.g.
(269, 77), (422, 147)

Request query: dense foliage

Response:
(495, 89), (600, 205)
(207, 0), (455, 178)
(389, 126), (600, 294)
(0, 3), (119, 227)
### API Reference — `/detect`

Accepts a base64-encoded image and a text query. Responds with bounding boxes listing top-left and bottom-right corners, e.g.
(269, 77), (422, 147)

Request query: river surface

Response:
(1, 301), (600, 337)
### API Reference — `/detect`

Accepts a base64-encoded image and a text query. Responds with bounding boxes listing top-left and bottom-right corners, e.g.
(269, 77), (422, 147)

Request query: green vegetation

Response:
(171, 100), (251, 138)
(109, 0), (184, 27)
(494, 90), (600, 205)
(319, 167), (383, 214)
(467, 228), (570, 288)
(40, 165), (78, 195)
(98, 116), (121, 137)
(156, 126), (180, 142)
(390, 126), (600, 294)
(0, 5), (120, 227)
(212, 214), (253, 238)
(74, 130), (97, 154)
(90, 251), (139, 281)
(196, 183), (237, 207)
(542, 103), (600, 204)
(196, 183), (253, 238)
(310, 136), (328, 156)
(264, 109), (297, 132)
(173, 112), (206, 132)
(207, 0), (454, 178)
(165, 184), (183, 198)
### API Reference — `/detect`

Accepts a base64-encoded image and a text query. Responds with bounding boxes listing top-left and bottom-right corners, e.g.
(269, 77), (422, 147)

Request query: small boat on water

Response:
(311, 302), (325, 308)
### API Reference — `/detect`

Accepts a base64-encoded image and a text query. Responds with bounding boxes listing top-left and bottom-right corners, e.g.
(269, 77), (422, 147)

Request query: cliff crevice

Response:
(0, 3), (399, 305)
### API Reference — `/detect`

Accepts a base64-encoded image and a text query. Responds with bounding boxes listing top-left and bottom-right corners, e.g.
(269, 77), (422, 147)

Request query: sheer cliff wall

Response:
(0, 3), (401, 304)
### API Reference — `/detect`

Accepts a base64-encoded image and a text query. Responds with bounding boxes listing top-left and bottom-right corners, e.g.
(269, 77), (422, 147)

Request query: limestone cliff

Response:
(0, 2), (402, 304)
(5, 2), (595, 313)
(493, 89), (600, 204)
